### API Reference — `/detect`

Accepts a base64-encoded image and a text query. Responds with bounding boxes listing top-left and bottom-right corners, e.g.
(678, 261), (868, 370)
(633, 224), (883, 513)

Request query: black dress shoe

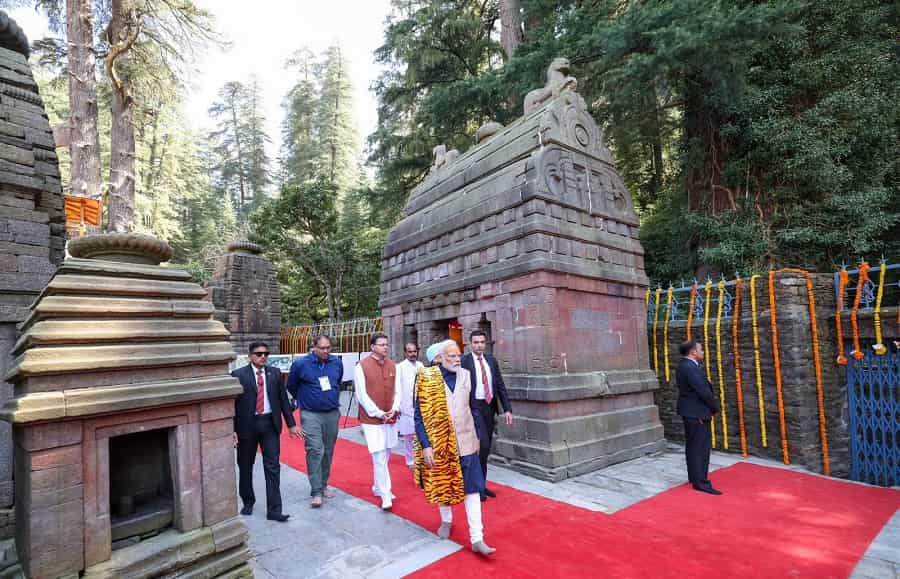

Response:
(240, 504), (253, 516)
(692, 484), (723, 495)
(480, 493), (487, 502)
(484, 488), (496, 498)
(267, 513), (290, 522)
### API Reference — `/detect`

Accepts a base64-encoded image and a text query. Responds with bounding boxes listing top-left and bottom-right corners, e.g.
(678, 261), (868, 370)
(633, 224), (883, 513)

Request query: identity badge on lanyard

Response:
(318, 375), (332, 392)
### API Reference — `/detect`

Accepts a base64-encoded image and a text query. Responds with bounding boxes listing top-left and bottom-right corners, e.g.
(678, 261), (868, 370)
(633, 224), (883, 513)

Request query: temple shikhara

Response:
(379, 62), (664, 481)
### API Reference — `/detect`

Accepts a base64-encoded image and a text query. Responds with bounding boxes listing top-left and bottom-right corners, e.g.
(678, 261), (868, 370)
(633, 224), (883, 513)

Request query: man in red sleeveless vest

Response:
(354, 333), (400, 510)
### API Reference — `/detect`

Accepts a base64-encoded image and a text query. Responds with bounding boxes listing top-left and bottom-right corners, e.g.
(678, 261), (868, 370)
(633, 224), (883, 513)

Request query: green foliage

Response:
(207, 79), (271, 216)
(249, 180), (381, 323)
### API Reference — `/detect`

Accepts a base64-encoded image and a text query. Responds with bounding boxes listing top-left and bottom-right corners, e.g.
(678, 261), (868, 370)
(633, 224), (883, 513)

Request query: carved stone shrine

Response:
(379, 58), (664, 481)
(2, 233), (251, 578)
(205, 239), (282, 355)
(0, 12), (66, 519)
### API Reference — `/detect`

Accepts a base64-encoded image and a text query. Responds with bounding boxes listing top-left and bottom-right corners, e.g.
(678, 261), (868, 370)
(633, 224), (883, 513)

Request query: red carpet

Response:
(279, 414), (899, 578)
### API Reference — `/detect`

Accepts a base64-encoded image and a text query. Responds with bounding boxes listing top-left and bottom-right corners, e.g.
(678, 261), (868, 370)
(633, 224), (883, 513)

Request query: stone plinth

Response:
(205, 239), (281, 355)
(379, 61), (664, 481)
(2, 234), (251, 579)
(0, 11), (66, 524)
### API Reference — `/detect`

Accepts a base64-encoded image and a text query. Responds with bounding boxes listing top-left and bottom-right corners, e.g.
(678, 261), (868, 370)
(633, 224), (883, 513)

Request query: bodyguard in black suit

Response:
(461, 330), (513, 500)
(676, 340), (722, 495)
(232, 341), (303, 521)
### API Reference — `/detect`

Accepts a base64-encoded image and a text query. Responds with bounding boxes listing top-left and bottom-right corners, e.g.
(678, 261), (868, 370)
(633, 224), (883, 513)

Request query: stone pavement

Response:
(242, 395), (898, 578)
(241, 424), (898, 578)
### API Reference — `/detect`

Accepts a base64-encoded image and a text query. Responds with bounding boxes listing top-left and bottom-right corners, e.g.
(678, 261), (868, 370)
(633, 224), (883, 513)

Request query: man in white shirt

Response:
(395, 343), (424, 467)
(354, 334), (401, 510)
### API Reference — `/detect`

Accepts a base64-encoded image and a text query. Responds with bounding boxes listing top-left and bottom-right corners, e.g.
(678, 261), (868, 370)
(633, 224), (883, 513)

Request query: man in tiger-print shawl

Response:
(413, 339), (496, 556)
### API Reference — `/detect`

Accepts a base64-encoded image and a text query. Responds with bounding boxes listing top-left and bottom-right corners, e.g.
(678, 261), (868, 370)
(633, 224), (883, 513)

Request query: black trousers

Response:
(475, 400), (495, 485)
(683, 416), (711, 485)
(237, 414), (282, 515)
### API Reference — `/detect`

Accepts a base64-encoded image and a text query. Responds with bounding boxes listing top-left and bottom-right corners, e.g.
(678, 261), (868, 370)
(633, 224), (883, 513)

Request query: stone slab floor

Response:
(242, 424), (898, 579)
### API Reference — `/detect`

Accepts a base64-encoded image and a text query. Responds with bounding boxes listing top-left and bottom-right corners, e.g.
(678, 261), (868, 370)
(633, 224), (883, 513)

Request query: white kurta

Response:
(396, 359), (423, 435)
(354, 361), (401, 453)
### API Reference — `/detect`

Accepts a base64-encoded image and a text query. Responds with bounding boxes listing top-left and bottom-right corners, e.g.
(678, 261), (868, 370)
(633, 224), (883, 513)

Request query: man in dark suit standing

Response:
(461, 330), (512, 501)
(232, 341), (304, 521)
(676, 340), (722, 495)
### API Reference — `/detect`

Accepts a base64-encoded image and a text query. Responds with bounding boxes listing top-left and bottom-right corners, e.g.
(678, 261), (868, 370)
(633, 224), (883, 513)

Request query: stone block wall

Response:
(0, 25), (66, 519)
(652, 273), (854, 477)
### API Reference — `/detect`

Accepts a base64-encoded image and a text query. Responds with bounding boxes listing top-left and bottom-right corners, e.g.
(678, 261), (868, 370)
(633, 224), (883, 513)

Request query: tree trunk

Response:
(105, 0), (139, 233)
(500, 0), (523, 60)
(229, 97), (247, 210)
(65, 0), (102, 201)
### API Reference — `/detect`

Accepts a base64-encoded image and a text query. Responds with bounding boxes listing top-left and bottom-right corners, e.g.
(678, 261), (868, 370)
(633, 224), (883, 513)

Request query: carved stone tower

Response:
(379, 59), (664, 481)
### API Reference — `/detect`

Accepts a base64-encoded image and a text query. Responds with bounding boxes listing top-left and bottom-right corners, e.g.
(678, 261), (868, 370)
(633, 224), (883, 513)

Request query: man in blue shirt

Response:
(287, 334), (344, 508)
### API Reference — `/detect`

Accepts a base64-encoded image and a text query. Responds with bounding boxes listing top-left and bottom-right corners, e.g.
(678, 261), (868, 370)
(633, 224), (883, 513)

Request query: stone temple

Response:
(379, 59), (664, 481)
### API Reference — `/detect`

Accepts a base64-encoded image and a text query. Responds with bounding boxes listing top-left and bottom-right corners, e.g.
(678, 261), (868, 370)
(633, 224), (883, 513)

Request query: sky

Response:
(7, 0), (393, 160)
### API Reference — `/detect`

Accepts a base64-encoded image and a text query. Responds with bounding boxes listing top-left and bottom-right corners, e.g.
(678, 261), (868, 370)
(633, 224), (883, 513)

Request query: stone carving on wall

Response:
(476, 121), (504, 144)
(538, 90), (614, 164)
(430, 144), (460, 174)
(523, 56), (578, 116)
(531, 146), (636, 222)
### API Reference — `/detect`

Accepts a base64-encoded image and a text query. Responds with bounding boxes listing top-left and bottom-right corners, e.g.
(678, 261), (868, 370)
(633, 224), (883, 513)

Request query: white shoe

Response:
(372, 486), (396, 500)
(471, 541), (496, 556)
(381, 497), (393, 511)
(437, 522), (451, 539)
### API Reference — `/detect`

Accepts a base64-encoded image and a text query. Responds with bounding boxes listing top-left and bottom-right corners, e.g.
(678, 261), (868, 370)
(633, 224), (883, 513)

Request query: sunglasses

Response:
(251, 351), (270, 357)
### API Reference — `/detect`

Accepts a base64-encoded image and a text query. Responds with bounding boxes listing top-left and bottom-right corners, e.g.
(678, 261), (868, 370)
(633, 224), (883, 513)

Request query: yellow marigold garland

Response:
(714, 280), (729, 449)
(835, 269), (849, 366)
(732, 276), (748, 457)
(850, 262), (870, 361)
(872, 261), (887, 356)
(686, 283), (698, 341)
(652, 288), (662, 376)
(768, 271), (790, 464)
(703, 279), (716, 447)
(663, 286), (674, 383)
(750, 275), (768, 448)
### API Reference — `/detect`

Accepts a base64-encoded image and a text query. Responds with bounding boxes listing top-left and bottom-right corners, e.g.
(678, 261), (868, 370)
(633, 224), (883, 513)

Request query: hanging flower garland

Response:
(714, 280), (729, 449)
(750, 275), (768, 448)
(768, 271), (790, 464)
(835, 269), (849, 366)
(663, 286), (674, 383)
(732, 276), (748, 457)
(686, 282), (698, 341)
(849, 262), (870, 361)
(652, 287), (662, 376)
(801, 271), (831, 476)
(703, 279), (717, 448)
(872, 260), (887, 356)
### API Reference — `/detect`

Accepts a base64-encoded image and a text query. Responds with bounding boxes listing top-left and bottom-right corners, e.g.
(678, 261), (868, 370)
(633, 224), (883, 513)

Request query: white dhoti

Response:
(361, 422), (398, 500)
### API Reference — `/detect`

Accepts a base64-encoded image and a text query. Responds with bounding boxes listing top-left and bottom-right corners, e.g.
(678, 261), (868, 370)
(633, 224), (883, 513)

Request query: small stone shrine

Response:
(205, 239), (282, 355)
(379, 57), (664, 481)
(2, 233), (251, 578)
(0, 11), (66, 515)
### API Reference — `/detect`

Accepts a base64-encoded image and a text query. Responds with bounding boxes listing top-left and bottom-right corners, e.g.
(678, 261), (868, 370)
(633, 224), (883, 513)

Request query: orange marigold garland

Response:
(714, 280), (729, 449)
(750, 275), (768, 447)
(849, 262), (870, 361)
(663, 286), (674, 383)
(801, 272), (831, 476)
(835, 269), (849, 365)
(768, 271), (790, 464)
(686, 282), (698, 341)
(872, 260), (887, 356)
(732, 276), (748, 457)
(652, 288), (662, 376)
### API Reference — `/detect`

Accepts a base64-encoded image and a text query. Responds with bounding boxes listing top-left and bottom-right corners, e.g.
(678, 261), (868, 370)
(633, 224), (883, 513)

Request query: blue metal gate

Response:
(847, 348), (900, 486)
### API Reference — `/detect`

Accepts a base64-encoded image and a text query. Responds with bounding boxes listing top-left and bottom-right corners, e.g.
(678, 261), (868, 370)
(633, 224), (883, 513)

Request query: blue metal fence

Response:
(847, 346), (900, 487)
(646, 279), (738, 325)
